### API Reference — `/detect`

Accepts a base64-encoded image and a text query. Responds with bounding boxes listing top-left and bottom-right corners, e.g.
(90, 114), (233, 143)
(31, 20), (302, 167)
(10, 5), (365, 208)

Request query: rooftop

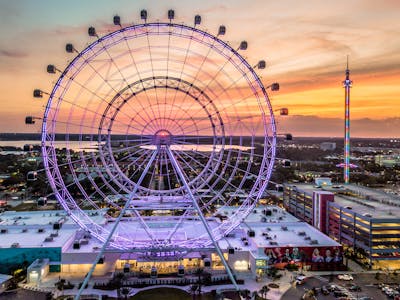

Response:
(0, 206), (341, 256)
(218, 206), (340, 251)
(285, 183), (400, 219)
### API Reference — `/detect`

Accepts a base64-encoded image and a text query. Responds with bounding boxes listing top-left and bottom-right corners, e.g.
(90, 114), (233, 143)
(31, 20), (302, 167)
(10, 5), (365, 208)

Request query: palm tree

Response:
(113, 272), (125, 299)
(252, 290), (258, 300)
(189, 284), (198, 299)
(121, 287), (130, 300)
(194, 268), (204, 294)
(240, 289), (251, 300)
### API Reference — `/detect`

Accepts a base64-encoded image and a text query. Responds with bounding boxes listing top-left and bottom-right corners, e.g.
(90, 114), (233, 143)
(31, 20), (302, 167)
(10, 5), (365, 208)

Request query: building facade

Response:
(283, 183), (400, 269)
(0, 206), (343, 284)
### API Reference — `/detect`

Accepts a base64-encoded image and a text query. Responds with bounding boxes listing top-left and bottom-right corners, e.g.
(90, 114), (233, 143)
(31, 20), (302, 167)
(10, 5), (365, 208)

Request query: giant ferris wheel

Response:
(29, 10), (277, 284)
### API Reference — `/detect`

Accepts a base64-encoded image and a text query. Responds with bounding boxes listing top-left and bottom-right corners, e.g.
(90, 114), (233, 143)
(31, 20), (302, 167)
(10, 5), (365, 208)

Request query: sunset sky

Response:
(0, 0), (399, 137)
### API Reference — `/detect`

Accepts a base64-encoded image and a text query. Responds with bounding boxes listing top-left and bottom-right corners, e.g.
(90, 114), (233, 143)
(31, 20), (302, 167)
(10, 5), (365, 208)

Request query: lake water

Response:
(0, 140), (253, 153)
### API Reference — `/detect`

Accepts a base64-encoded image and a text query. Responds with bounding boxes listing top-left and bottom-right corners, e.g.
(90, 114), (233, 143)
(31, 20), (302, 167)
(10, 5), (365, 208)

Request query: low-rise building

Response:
(0, 206), (342, 283)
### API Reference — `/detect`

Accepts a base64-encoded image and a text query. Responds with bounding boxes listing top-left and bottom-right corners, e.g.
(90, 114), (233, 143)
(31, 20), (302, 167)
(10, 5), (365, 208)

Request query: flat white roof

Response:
(246, 222), (340, 248)
(0, 210), (104, 226)
(286, 183), (400, 219)
(0, 227), (76, 248)
(218, 206), (340, 251)
(0, 206), (340, 254)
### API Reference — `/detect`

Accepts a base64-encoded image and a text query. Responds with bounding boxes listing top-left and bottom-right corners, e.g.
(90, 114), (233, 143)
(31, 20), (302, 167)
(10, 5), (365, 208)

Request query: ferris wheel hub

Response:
(153, 129), (173, 146)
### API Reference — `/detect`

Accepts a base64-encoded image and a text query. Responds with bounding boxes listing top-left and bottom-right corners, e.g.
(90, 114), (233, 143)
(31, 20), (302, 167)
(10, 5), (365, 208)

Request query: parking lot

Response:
(282, 272), (400, 299)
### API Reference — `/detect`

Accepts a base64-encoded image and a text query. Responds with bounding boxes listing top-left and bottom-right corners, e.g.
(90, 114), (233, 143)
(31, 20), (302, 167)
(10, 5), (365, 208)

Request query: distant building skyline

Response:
(0, 0), (399, 137)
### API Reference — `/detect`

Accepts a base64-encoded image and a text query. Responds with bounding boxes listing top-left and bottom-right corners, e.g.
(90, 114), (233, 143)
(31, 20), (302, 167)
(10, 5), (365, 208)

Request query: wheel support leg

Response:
(75, 150), (158, 300)
(166, 147), (239, 290)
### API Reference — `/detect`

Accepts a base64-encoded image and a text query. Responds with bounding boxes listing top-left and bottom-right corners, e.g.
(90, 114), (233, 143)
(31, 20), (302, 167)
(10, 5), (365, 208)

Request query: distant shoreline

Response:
(0, 133), (398, 141)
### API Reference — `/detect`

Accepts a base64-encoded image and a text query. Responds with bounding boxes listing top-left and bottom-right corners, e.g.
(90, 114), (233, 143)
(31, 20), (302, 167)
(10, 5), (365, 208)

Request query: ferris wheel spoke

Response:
(181, 61), (268, 130)
(161, 25), (173, 129)
(171, 32), (220, 121)
(67, 62), (159, 137)
(111, 145), (148, 159)
(163, 150), (177, 192)
(45, 111), (150, 137)
(172, 150), (203, 182)
(174, 120), (220, 137)
(124, 107), (160, 135)
(50, 90), (149, 134)
(173, 148), (249, 202)
(107, 140), (152, 155)
(144, 27), (163, 131)
(120, 25), (163, 131)
(81, 148), (160, 290)
(165, 146), (236, 285)
(113, 146), (150, 166)
(163, 210), (193, 246)
(172, 151), (216, 214)
(166, 26), (196, 130)
(173, 135), (213, 141)
(107, 136), (152, 143)
(175, 143), (256, 180)
(124, 149), (158, 185)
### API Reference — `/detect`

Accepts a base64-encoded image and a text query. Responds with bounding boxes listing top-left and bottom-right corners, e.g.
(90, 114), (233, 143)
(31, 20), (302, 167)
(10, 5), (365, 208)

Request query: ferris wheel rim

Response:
(40, 21), (277, 250)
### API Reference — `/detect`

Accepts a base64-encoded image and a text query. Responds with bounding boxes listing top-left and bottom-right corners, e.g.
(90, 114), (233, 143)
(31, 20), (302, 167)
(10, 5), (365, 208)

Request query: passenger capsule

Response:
(280, 108), (289, 116)
(282, 159), (291, 167)
(258, 60), (266, 69)
(168, 9), (175, 20)
(140, 9), (148, 21)
(271, 82), (280, 91)
(33, 89), (43, 98)
(25, 116), (35, 124)
(239, 41), (248, 50)
(47, 65), (56, 74)
(218, 25), (226, 35)
(113, 15), (121, 26)
(66, 43), (74, 53)
(194, 15), (201, 25)
(88, 27), (96, 37)
(27, 171), (38, 181)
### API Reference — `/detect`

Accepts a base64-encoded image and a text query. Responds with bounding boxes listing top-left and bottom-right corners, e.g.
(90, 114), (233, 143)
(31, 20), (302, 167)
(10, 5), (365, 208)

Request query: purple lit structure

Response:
(34, 14), (278, 295)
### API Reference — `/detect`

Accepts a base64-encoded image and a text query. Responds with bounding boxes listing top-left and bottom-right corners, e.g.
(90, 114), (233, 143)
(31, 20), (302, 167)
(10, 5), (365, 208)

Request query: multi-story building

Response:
(283, 182), (400, 269)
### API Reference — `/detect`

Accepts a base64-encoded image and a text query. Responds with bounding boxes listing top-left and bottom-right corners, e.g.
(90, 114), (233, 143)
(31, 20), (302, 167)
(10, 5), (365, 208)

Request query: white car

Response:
(296, 275), (307, 284)
(337, 274), (353, 281)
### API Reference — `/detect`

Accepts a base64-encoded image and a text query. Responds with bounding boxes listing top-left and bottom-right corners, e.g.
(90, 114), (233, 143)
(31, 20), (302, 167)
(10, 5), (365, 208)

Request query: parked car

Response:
(350, 285), (362, 292)
(334, 291), (348, 298)
(296, 275), (307, 285)
(321, 285), (330, 295)
(338, 274), (354, 281)
(327, 284), (340, 292)
(312, 287), (321, 295)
